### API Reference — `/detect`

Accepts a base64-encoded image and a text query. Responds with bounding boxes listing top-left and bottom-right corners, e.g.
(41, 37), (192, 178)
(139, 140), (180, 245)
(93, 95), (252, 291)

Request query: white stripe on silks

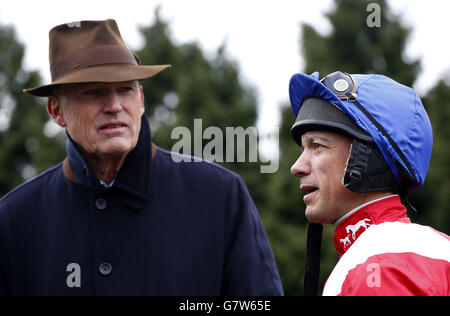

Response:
(323, 222), (450, 296)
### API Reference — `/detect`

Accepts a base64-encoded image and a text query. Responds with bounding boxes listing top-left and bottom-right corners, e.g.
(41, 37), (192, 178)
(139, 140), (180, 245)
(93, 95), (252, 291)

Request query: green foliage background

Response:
(0, 1), (448, 295)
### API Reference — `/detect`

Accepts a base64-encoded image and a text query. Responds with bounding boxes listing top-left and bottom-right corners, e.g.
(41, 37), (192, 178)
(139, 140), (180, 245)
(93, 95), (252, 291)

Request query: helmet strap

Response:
(302, 222), (323, 296)
(344, 139), (400, 193)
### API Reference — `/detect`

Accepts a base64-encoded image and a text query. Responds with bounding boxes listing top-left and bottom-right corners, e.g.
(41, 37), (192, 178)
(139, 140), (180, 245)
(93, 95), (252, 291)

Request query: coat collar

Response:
(63, 115), (155, 203)
(113, 115), (153, 200)
(333, 195), (410, 256)
(65, 131), (97, 188)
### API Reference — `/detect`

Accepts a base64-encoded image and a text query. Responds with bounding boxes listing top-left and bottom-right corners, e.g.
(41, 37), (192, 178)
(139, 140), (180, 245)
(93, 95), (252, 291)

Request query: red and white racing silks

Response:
(323, 195), (450, 296)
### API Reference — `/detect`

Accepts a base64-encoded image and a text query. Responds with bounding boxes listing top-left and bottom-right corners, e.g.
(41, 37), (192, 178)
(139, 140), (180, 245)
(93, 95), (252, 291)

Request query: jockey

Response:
(289, 71), (450, 296)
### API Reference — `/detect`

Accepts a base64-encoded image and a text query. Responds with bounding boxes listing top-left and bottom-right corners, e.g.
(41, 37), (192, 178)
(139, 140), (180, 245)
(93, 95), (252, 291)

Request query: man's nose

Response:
(103, 91), (123, 113)
(290, 152), (310, 178)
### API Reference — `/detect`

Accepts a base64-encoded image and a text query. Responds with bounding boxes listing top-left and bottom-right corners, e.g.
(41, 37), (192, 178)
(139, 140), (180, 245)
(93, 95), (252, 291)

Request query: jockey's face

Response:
(290, 130), (379, 224)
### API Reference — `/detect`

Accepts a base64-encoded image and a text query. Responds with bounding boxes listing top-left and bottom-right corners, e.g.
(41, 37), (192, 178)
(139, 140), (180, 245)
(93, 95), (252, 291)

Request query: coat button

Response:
(99, 263), (112, 276)
(95, 198), (107, 210)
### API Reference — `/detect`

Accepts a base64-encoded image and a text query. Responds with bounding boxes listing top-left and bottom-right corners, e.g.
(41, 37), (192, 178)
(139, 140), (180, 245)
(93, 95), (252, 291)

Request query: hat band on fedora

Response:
(50, 44), (137, 81)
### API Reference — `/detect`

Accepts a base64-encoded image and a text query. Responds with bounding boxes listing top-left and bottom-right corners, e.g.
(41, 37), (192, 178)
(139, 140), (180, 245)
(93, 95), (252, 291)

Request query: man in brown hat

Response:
(0, 19), (283, 296)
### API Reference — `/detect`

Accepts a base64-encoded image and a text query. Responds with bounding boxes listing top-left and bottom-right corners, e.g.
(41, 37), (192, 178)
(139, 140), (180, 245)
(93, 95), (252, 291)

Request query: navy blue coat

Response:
(0, 117), (283, 296)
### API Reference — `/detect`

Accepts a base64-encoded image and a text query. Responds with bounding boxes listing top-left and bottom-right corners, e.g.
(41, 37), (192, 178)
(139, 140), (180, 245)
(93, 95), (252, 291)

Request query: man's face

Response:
(49, 81), (144, 159)
(290, 130), (359, 224)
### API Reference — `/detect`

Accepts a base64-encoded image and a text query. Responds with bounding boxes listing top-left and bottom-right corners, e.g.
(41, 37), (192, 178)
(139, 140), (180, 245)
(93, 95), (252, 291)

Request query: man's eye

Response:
(118, 86), (134, 93)
(313, 143), (323, 149)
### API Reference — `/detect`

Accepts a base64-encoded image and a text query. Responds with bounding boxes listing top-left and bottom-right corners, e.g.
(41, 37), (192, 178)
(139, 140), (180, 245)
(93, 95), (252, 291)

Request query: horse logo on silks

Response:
(346, 218), (372, 240)
(340, 236), (352, 249)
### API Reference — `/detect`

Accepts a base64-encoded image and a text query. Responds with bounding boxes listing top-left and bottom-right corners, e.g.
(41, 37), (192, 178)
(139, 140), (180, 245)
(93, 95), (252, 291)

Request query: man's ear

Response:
(47, 96), (67, 127)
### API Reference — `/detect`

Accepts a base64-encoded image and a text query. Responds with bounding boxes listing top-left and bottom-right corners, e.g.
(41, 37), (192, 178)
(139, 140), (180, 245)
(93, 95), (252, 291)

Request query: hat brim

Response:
(23, 63), (171, 97)
(290, 97), (374, 144)
(291, 120), (374, 144)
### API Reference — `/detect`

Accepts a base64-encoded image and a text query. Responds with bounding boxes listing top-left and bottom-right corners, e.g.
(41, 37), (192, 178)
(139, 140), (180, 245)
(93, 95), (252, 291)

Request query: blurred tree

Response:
(269, 0), (427, 295)
(302, 0), (420, 85)
(0, 20), (65, 197)
(410, 79), (450, 234)
(134, 10), (268, 203)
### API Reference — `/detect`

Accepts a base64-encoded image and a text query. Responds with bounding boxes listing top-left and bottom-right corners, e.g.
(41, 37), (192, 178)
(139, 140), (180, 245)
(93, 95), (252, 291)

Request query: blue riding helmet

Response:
(289, 71), (433, 192)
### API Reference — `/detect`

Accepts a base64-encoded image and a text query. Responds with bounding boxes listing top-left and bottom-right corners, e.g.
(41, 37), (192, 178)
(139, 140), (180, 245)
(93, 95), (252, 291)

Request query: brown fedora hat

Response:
(23, 19), (170, 97)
